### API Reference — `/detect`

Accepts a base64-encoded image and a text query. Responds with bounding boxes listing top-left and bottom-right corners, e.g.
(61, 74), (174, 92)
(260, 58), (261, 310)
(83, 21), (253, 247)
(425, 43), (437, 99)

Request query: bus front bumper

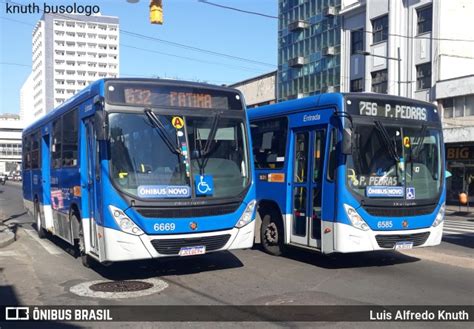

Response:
(101, 221), (255, 262)
(332, 221), (444, 253)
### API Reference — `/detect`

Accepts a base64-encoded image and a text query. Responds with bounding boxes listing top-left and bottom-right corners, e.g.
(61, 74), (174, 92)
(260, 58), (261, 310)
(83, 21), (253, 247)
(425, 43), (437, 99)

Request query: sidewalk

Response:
(0, 223), (15, 248)
(446, 204), (474, 217)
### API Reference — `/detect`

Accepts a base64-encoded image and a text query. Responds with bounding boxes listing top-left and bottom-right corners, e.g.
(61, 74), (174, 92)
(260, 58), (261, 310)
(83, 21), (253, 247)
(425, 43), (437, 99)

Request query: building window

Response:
(416, 62), (431, 90)
(371, 70), (388, 93)
(466, 95), (474, 116)
(372, 15), (388, 43)
(351, 29), (364, 55)
(350, 78), (364, 92)
(417, 6), (432, 34)
(455, 97), (464, 117)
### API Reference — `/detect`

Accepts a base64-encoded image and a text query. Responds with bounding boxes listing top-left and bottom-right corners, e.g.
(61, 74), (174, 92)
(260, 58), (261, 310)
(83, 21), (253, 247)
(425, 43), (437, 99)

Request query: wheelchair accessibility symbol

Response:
(195, 175), (214, 196)
(406, 187), (416, 200)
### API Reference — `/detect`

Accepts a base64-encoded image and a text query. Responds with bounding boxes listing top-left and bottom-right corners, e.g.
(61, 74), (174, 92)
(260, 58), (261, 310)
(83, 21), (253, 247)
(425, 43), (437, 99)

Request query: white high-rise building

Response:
(20, 73), (35, 126)
(31, 14), (119, 119)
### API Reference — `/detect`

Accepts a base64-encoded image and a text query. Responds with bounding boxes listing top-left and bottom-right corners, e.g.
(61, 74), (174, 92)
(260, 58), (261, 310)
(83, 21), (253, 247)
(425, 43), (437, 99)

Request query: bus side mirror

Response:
(342, 126), (352, 155)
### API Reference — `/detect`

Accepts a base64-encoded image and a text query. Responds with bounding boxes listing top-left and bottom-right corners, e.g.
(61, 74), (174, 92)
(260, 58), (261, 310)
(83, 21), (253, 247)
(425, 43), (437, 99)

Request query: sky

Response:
(0, 0), (278, 114)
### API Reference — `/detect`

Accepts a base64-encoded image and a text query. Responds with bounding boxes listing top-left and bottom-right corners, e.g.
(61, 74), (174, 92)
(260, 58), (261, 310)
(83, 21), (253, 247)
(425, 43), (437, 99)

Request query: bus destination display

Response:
(344, 95), (438, 121)
(358, 101), (427, 121)
(107, 82), (243, 110)
(124, 88), (214, 109)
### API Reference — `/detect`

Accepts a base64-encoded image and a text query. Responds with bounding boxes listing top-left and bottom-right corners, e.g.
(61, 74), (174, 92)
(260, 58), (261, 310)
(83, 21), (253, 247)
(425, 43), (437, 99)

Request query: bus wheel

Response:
(74, 214), (92, 268)
(34, 202), (46, 239)
(260, 211), (284, 256)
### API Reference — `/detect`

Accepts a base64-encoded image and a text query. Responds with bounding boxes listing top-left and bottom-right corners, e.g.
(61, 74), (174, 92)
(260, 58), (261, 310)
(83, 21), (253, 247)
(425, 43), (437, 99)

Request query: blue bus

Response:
(249, 93), (445, 255)
(23, 78), (256, 266)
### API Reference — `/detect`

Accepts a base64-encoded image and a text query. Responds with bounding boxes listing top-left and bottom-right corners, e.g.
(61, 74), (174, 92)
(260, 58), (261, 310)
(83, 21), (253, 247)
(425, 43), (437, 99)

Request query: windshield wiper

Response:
(144, 109), (182, 155)
(412, 124), (427, 159)
(374, 120), (400, 162)
(194, 113), (220, 175)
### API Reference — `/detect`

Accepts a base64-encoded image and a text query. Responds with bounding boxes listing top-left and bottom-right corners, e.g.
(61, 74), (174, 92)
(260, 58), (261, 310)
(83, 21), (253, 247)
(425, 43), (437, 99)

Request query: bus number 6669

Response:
(154, 223), (176, 231)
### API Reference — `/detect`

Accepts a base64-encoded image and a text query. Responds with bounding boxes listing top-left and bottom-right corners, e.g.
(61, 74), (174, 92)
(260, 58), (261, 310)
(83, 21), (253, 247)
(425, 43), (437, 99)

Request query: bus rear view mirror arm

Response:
(94, 110), (109, 141)
(334, 112), (353, 155)
(342, 127), (353, 155)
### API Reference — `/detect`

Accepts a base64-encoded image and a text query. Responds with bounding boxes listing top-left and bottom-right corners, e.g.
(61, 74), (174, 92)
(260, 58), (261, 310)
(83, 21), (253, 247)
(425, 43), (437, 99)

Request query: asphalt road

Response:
(1, 182), (473, 328)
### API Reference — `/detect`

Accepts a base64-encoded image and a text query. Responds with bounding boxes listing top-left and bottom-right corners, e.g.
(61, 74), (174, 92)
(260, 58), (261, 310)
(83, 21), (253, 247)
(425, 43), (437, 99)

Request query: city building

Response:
(339, 0), (474, 203)
(0, 115), (24, 175)
(229, 71), (277, 108)
(20, 73), (35, 127)
(278, 0), (342, 101)
(31, 13), (119, 120)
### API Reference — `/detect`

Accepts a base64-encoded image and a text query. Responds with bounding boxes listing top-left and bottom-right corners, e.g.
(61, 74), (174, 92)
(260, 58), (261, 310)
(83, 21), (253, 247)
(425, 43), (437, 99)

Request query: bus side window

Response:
(62, 110), (78, 167)
(52, 118), (62, 169)
(327, 128), (337, 181)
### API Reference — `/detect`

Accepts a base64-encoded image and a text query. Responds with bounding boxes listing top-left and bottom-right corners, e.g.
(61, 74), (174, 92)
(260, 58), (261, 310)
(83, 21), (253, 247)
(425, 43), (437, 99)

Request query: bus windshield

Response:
(108, 112), (249, 199)
(346, 121), (442, 201)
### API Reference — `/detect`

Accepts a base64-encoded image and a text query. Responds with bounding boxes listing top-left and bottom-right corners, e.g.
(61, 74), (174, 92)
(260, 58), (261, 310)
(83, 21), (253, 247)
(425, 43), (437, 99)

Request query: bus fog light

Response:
(235, 200), (256, 228)
(343, 204), (369, 231)
(109, 205), (144, 236)
(432, 203), (445, 227)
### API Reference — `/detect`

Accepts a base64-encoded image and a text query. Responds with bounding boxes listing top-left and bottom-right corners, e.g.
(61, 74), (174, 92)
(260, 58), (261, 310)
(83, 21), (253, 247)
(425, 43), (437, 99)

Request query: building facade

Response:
(0, 115), (24, 175)
(229, 71), (277, 108)
(339, 0), (474, 203)
(278, 0), (342, 101)
(20, 73), (35, 127)
(31, 14), (119, 120)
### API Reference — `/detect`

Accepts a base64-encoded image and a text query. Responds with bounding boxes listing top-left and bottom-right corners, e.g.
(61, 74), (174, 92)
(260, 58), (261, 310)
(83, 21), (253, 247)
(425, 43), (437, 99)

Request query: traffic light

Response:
(150, 0), (163, 24)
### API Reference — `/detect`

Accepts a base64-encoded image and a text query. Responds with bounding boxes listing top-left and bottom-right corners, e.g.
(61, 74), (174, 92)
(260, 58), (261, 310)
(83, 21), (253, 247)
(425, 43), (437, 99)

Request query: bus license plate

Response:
(179, 246), (206, 256)
(394, 241), (413, 250)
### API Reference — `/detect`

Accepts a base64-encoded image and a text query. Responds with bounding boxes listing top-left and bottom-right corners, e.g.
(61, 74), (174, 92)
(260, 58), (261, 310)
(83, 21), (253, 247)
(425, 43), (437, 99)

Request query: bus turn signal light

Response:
(268, 173), (285, 183)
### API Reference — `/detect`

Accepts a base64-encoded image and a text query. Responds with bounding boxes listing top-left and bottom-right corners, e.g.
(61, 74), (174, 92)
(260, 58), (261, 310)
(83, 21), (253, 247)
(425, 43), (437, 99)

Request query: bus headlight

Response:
(235, 200), (256, 228)
(109, 205), (144, 236)
(343, 204), (369, 231)
(432, 203), (445, 227)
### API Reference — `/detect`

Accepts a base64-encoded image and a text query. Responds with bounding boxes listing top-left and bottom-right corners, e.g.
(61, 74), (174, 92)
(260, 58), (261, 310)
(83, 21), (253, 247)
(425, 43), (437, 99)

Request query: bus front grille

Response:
(364, 204), (437, 217)
(151, 234), (232, 255)
(375, 232), (430, 248)
(135, 202), (240, 218)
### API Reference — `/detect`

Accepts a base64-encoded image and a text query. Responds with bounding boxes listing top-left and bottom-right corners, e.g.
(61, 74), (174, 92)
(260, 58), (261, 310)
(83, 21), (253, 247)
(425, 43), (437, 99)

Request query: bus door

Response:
(41, 132), (53, 230)
(291, 128), (326, 249)
(84, 119), (99, 255)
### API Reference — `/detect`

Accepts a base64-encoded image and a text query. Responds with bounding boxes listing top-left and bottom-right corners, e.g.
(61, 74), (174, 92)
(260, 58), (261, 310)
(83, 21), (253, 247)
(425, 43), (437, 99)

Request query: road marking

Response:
(443, 219), (474, 235)
(443, 231), (463, 235)
(24, 229), (63, 255)
(401, 248), (474, 270)
(0, 250), (20, 257)
(445, 220), (474, 226)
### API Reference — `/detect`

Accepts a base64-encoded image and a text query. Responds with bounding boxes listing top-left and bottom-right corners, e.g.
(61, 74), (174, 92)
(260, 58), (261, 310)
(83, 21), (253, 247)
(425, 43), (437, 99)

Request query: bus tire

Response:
(34, 202), (47, 239)
(74, 213), (92, 268)
(260, 210), (285, 256)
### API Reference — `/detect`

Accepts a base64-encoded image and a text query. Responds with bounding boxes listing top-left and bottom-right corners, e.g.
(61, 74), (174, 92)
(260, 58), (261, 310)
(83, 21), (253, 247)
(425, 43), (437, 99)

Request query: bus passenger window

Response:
(250, 117), (288, 169)
(52, 119), (62, 169)
(62, 110), (78, 167)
